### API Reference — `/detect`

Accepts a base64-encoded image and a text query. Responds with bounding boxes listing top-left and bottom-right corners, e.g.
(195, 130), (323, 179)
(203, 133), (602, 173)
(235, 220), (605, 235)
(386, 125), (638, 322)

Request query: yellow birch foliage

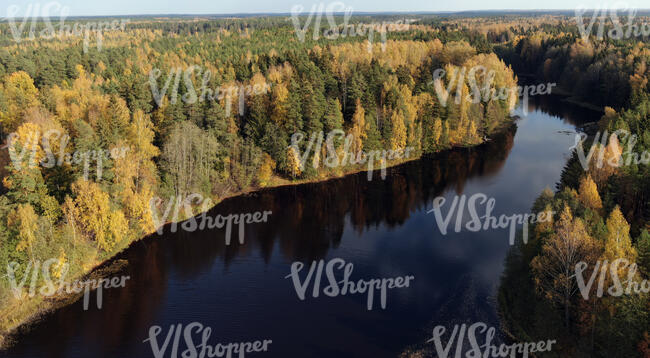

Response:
(7, 122), (44, 170)
(389, 110), (407, 150)
(258, 153), (276, 187)
(69, 180), (126, 252)
(531, 206), (600, 323)
(578, 174), (603, 211)
(287, 146), (302, 178)
(603, 206), (637, 265)
(9, 203), (39, 258)
(270, 83), (289, 126)
(113, 111), (159, 234)
(0, 71), (40, 133)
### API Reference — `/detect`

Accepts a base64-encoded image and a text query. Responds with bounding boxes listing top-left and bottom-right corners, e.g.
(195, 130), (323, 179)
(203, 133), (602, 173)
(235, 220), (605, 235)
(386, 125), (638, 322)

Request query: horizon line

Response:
(2, 8), (650, 20)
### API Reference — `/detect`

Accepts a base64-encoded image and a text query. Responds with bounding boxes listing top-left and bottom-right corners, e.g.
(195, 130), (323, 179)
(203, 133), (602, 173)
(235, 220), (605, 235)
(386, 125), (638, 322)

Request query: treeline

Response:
(495, 28), (650, 109)
(0, 17), (518, 337)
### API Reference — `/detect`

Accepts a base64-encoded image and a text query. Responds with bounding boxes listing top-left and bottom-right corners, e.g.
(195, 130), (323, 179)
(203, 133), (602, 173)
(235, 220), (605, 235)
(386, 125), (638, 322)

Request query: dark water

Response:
(1, 95), (600, 358)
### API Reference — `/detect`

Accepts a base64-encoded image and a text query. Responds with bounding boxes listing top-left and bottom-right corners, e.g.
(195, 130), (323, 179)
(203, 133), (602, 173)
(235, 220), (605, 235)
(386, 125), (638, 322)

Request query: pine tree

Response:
(636, 230), (650, 277)
(419, 94), (441, 153)
(285, 79), (304, 134)
(363, 111), (383, 152)
(324, 98), (344, 135)
(350, 99), (367, 154)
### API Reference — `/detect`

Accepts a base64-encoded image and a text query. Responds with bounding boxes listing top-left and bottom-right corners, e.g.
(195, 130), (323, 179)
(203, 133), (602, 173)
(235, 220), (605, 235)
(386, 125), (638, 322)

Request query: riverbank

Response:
(0, 259), (129, 350)
(0, 118), (516, 350)
(0, 140), (462, 348)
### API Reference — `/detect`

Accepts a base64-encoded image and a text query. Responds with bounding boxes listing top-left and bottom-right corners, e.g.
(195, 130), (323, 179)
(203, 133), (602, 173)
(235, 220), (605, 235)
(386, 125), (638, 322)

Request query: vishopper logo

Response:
(6, 259), (130, 310)
(427, 194), (555, 245)
(575, 3), (650, 44)
(143, 322), (272, 358)
(427, 323), (556, 358)
(4, 128), (130, 181)
(290, 129), (415, 181)
(285, 258), (415, 311)
(571, 129), (650, 171)
(149, 193), (272, 245)
(290, 2), (413, 52)
(575, 258), (650, 299)
(429, 66), (556, 116)
(5, 2), (130, 53)
(148, 66), (272, 117)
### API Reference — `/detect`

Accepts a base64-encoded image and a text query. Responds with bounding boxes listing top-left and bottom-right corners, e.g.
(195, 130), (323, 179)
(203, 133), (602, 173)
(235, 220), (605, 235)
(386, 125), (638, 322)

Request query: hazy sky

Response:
(2, 0), (647, 17)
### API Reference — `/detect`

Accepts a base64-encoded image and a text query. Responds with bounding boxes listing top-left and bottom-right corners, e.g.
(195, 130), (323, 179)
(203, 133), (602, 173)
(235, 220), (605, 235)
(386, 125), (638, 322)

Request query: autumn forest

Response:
(0, 9), (648, 358)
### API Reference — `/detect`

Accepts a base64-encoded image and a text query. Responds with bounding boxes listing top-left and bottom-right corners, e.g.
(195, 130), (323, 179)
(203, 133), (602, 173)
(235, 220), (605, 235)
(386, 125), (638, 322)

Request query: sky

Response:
(1, 0), (648, 17)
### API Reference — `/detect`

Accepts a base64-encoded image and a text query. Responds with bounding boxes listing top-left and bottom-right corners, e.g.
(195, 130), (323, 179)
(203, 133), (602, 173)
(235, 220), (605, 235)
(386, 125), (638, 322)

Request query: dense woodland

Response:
(489, 16), (650, 358)
(0, 13), (647, 356)
(0, 16), (518, 339)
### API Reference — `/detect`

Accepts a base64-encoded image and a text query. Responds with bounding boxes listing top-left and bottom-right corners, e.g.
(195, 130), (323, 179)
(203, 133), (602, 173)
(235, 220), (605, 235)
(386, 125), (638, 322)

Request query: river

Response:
(0, 94), (600, 358)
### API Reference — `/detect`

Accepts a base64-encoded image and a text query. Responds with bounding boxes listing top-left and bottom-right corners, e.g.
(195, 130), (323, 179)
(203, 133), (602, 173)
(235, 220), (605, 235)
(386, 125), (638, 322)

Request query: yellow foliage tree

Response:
(535, 203), (555, 235)
(578, 174), (603, 212)
(69, 180), (123, 252)
(258, 153), (276, 187)
(603, 206), (637, 266)
(8, 203), (40, 262)
(113, 111), (159, 235)
(588, 133), (621, 187)
(286, 146), (302, 178)
(108, 210), (129, 250)
(0, 71), (40, 133)
(467, 118), (481, 144)
(7, 122), (43, 170)
(531, 205), (600, 327)
(270, 83), (289, 126)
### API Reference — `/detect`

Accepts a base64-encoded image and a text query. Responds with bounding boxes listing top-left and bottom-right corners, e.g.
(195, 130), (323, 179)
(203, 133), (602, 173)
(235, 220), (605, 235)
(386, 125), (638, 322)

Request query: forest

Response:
(488, 14), (650, 358)
(0, 13), (647, 357)
(0, 15), (519, 341)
